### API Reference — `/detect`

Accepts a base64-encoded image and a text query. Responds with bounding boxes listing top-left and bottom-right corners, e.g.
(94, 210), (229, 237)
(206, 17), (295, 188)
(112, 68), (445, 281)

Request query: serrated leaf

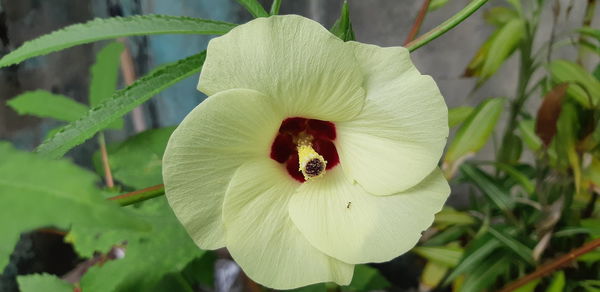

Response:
(549, 60), (600, 108)
(73, 198), (204, 292)
(517, 119), (542, 151)
(444, 234), (502, 285)
(0, 15), (234, 68)
(488, 226), (534, 264)
(448, 106), (474, 127)
(330, 1), (355, 42)
(235, 0), (269, 18)
(412, 245), (463, 267)
(7, 90), (89, 122)
(445, 98), (505, 163)
(0, 142), (148, 270)
(480, 19), (524, 78)
(93, 127), (175, 189)
(36, 52), (205, 159)
(90, 42), (124, 107)
(460, 164), (514, 211)
(345, 265), (390, 291)
(17, 274), (72, 292)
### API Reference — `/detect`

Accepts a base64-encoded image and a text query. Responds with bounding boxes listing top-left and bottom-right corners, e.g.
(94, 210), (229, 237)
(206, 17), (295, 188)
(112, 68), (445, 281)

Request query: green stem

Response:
(405, 0), (489, 52)
(107, 184), (165, 206)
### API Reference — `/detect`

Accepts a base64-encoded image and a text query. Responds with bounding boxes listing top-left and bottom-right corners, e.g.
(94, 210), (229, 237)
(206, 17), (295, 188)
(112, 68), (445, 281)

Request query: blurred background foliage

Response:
(0, 0), (599, 291)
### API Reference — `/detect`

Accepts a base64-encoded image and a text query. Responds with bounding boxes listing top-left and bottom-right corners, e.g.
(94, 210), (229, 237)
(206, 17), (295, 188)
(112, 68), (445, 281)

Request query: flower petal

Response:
(289, 168), (450, 264)
(199, 15), (365, 121)
(223, 159), (353, 289)
(336, 43), (448, 195)
(163, 88), (283, 249)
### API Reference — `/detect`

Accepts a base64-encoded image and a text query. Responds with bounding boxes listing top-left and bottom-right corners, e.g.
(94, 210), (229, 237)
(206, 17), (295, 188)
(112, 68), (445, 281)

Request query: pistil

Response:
(296, 134), (327, 180)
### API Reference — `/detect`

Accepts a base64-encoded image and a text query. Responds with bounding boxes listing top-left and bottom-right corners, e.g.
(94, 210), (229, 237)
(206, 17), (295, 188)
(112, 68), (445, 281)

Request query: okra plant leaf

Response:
(7, 90), (89, 122)
(0, 15), (234, 68)
(17, 274), (72, 292)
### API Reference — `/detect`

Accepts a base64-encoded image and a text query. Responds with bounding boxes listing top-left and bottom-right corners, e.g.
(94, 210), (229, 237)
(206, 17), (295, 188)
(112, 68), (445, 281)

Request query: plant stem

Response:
(118, 38), (146, 133)
(404, 0), (431, 45)
(405, 0), (489, 52)
(499, 238), (600, 292)
(577, 0), (596, 65)
(98, 132), (114, 188)
(107, 184), (165, 206)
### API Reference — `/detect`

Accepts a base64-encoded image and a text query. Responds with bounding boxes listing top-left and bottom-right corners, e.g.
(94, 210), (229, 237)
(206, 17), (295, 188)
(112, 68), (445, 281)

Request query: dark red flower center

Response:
(270, 117), (340, 182)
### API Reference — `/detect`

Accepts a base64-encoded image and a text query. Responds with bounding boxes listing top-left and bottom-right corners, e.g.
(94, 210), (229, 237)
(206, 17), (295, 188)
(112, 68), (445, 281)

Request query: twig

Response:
(499, 238), (600, 292)
(107, 184), (165, 206)
(98, 133), (114, 188)
(405, 0), (489, 52)
(118, 38), (146, 133)
(404, 0), (431, 45)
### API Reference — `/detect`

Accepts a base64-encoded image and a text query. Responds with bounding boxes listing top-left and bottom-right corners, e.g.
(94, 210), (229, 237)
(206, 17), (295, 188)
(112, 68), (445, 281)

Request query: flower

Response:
(163, 15), (450, 289)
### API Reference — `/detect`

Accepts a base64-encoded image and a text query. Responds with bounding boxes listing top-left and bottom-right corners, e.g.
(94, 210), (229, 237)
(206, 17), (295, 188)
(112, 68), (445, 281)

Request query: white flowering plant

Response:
(0, 0), (598, 291)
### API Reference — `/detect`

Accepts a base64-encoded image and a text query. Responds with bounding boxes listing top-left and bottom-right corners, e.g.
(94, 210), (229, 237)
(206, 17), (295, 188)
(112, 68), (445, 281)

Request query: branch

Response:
(499, 238), (600, 292)
(404, 0), (431, 45)
(107, 184), (165, 206)
(406, 0), (489, 52)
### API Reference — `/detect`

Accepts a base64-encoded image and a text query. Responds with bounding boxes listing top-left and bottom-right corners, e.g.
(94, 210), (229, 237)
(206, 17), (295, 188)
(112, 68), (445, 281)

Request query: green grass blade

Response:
(35, 52), (206, 159)
(235, 0), (269, 18)
(0, 15), (234, 68)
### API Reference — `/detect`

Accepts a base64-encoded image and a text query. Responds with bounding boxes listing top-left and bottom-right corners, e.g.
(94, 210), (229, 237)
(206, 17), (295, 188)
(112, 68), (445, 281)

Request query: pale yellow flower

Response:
(163, 15), (450, 289)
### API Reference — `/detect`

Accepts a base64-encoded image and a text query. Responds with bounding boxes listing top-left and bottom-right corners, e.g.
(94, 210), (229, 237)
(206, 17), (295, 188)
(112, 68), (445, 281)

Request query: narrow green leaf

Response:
(547, 271), (565, 292)
(345, 265), (390, 291)
(235, 0), (269, 18)
(420, 261), (448, 289)
(512, 279), (540, 292)
(412, 245), (464, 267)
(434, 207), (476, 226)
(488, 226), (534, 264)
(549, 60), (600, 108)
(424, 226), (467, 246)
(460, 164), (514, 212)
(555, 102), (581, 189)
(428, 0), (449, 11)
(445, 98), (505, 163)
(480, 19), (524, 78)
(460, 252), (510, 292)
(89, 42), (124, 107)
(579, 27), (600, 41)
(483, 6), (518, 27)
(330, 1), (355, 42)
(517, 119), (542, 151)
(448, 106), (474, 127)
(17, 274), (71, 292)
(270, 0), (282, 15)
(35, 52), (205, 159)
(0, 15), (234, 68)
(495, 162), (535, 194)
(444, 234), (502, 285)
(7, 90), (89, 122)
(0, 142), (148, 270)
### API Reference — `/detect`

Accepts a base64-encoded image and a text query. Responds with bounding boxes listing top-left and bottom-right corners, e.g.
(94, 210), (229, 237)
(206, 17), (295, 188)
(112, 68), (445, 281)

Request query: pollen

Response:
(297, 135), (327, 180)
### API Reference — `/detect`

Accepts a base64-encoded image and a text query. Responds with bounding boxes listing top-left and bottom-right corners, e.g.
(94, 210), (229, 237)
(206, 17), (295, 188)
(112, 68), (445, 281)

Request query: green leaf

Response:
(484, 6), (518, 27)
(512, 279), (540, 292)
(35, 52), (205, 159)
(235, 0), (269, 18)
(444, 234), (502, 285)
(445, 98), (505, 163)
(0, 142), (148, 270)
(579, 27), (600, 42)
(549, 60), (600, 108)
(90, 42), (124, 107)
(17, 274), (72, 292)
(7, 90), (89, 122)
(93, 127), (175, 189)
(460, 164), (514, 211)
(289, 284), (327, 292)
(547, 271), (565, 292)
(517, 119), (542, 151)
(0, 15), (234, 68)
(330, 1), (355, 42)
(480, 19), (524, 78)
(428, 0), (449, 11)
(460, 252), (510, 292)
(420, 261), (448, 289)
(488, 226), (534, 264)
(73, 198), (204, 292)
(434, 207), (476, 226)
(412, 245), (464, 267)
(424, 225), (467, 246)
(448, 106), (474, 127)
(555, 102), (581, 189)
(345, 265), (390, 291)
(270, 0), (282, 15)
(495, 162), (535, 194)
